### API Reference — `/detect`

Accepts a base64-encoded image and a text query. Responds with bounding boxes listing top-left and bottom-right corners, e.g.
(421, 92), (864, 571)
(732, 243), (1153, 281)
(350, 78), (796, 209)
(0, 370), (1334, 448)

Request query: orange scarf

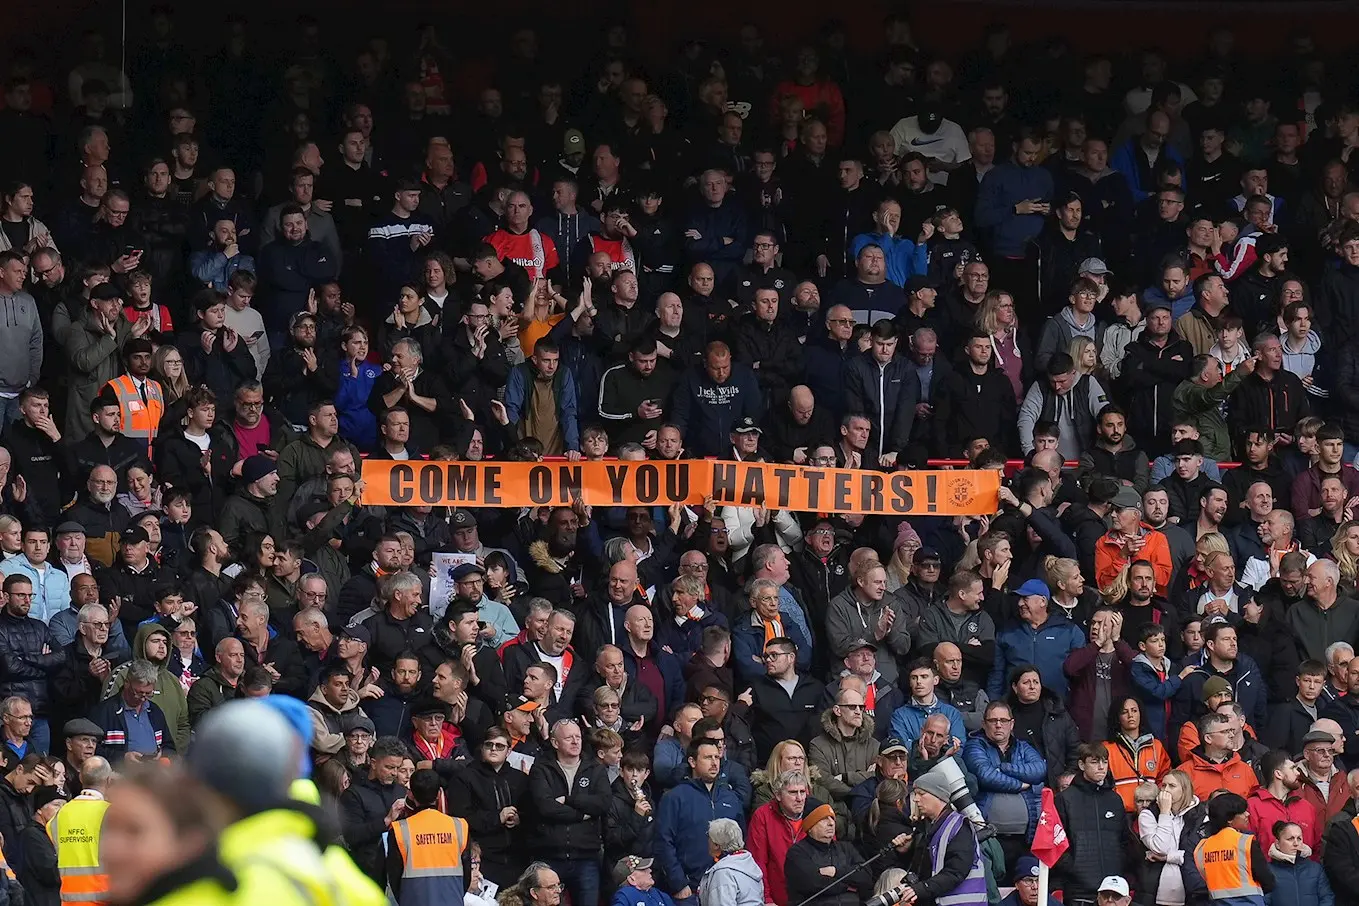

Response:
(762, 618), (785, 645)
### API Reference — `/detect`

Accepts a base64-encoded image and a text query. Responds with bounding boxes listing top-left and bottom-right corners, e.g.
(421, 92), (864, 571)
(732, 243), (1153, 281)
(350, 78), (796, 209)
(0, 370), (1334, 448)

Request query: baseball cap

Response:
(916, 547), (941, 563)
(1015, 856), (1041, 880)
(1078, 257), (1110, 276)
(451, 562), (486, 581)
(846, 638), (877, 652)
(1112, 486), (1143, 511)
(512, 695), (540, 712)
(907, 273), (941, 294)
(733, 416), (762, 435)
(917, 105), (943, 134)
(564, 129), (585, 155)
(342, 713), (376, 736)
(298, 500), (331, 524)
(1014, 578), (1050, 598)
(450, 509), (478, 530)
(1144, 298), (1173, 315)
(120, 526), (150, 546)
(340, 624), (371, 645)
(612, 856), (654, 887)
(1098, 877), (1130, 897)
(879, 737), (908, 756)
(90, 283), (123, 302)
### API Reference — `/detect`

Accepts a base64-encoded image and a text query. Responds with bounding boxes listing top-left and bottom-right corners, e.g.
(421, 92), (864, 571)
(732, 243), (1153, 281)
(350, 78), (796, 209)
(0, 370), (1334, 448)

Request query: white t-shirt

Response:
(888, 116), (972, 185)
(184, 431), (211, 452)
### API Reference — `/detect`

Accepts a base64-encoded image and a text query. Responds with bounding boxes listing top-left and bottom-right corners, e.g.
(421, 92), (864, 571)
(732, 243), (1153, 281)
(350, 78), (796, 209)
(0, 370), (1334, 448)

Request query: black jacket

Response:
(605, 775), (656, 867)
(95, 558), (179, 635)
(1230, 369), (1310, 441)
(1116, 332), (1194, 458)
(263, 345), (341, 427)
(0, 778), (29, 873)
(363, 608), (442, 676)
(1009, 692), (1082, 787)
(152, 425), (235, 527)
(447, 759), (529, 866)
(931, 361), (1018, 457)
(1319, 261), (1359, 351)
(51, 640), (130, 730)
(843, 353), (917, 459)
(1054, 774), (1128, 901)
(239, 634), (307, 698)
(734, 317), (804, 401)
(528, 754), (613, 858)
(784, 836), (873, 906)
(761, 405), (837, 465)
(1324, 802), (1359, 906)
(0, 611), (63, 716)
(18, 816), (60, 906)
(748, 673), (825, 763)
(340, 775), (407, 884)
(3, 419), (65, 528)
(1237, 607), (1301, 704)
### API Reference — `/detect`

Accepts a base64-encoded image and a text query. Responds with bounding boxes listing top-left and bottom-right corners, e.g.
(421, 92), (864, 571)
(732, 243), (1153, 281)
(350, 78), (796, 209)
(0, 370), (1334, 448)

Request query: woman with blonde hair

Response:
(752, 740), (833, 812)
(1168, 531), (1231, 616)
(0, 514), (20, 560)
(1068, 335), (1107, 384)
(1332, 520), (1359, 593)
(975, 291), (1031, 401)
(1136, 769), (1202, 906)
(884, 522), (920, 591)
(1045, 555), (1096, 628)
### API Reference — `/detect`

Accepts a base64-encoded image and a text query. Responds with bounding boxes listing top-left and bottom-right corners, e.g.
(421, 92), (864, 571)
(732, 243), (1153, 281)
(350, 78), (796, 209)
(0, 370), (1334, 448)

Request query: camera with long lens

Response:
(864, 872), (922, 906)
(916, 760), (994, 842)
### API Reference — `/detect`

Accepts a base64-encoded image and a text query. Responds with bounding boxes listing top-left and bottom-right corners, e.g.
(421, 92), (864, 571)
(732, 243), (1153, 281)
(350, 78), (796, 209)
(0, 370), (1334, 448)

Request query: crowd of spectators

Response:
(5, 9), (1359, 906)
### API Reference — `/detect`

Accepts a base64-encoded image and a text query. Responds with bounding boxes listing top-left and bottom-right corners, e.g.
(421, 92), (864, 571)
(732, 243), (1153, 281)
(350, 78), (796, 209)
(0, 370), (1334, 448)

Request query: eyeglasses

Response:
(533, 884), (565, 893)
(81, 621), (109, 629)
(174, 629), (197, 636)
(828, 318), (855, 325)
(238, 401), (264, 409)
(700, 695), (729, 705)
(984, 717), (1014, 725)
(761, 650), (794, 660)
(836, 702), (866, 711)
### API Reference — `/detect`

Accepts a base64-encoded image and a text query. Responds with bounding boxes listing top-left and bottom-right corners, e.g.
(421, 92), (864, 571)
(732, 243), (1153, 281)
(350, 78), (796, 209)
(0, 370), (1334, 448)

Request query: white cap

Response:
(1098, 876), (1130, 897)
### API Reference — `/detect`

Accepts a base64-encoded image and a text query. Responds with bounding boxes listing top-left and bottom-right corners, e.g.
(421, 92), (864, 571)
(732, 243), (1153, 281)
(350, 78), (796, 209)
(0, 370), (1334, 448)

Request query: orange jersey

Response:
(488, 229), (559, 282)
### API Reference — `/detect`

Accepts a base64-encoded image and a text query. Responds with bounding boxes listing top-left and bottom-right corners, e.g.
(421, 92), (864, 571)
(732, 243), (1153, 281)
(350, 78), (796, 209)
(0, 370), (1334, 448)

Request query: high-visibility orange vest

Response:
(391, 808), (467, 906)
(1105, 735), (1170, 811)
(104, 374), (165, 453)
(1193, 827), (1264, 904)
(47, 792), (110, 906)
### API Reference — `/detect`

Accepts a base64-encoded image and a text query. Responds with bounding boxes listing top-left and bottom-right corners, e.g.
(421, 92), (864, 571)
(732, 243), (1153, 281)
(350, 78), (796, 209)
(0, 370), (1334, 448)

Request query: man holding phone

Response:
(189, 216), (256, 289)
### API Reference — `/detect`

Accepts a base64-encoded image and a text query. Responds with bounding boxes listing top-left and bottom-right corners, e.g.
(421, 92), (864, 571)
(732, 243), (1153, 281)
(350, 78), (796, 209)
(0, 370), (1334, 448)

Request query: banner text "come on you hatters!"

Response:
(360, 460), (999, 517)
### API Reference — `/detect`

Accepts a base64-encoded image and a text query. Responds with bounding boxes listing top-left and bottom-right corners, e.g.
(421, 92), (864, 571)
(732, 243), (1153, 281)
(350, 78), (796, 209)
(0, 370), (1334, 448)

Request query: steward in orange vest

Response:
(104, 337), (165, 455)
(385, 769), (468, 906)
(1190, 793), (1274, 906)
(1105, 730), (1171, 811)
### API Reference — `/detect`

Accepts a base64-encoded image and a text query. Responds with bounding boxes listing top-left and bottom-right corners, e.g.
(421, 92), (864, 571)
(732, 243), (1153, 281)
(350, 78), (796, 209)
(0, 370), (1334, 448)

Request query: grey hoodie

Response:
(700, 850), (764, 906)
(1035, 305), (1106, 372)
(1280, 330), (1327, 398)
(0, 290), (41, 393)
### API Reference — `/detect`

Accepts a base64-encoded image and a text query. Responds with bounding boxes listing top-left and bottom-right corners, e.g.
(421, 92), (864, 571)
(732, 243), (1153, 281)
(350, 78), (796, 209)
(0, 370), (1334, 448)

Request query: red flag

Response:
(1030, 787), (1069, 868)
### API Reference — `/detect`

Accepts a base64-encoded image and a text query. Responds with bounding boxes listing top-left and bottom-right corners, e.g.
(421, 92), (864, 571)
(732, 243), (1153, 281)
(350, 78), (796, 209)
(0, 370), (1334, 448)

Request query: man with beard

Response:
(506, 610), (587, 726)
(526, 507), (596, 610)
(1246, 750), (1317, 854)
(257, 206), (339, 340)
(63, 465), (131, 569)
(732, 232), (797, 312)
(1115, 559), (1182, 657)
(821, 648), (902, 743)
(915, 571), (995, 688)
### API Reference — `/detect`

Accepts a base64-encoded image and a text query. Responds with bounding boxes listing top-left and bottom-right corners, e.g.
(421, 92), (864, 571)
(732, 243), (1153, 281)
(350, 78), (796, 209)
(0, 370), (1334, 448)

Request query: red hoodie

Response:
(1246, 786), (1321, 859)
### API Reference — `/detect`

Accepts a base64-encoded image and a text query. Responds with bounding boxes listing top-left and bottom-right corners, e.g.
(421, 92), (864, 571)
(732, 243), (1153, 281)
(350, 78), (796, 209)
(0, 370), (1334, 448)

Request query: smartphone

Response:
(250, 330), (265, 340)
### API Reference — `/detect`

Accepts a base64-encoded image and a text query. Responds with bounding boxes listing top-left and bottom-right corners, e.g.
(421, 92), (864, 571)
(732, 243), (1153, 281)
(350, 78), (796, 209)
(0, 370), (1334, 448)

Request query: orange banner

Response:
(359, 460), (999, 516)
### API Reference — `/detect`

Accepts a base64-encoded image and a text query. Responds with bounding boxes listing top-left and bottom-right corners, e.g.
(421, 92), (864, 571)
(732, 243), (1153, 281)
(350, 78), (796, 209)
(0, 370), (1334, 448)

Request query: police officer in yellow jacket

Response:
(1190, 793), (1275, 906)
(386, 769), (469, 906)
(48, 755), (114, 906)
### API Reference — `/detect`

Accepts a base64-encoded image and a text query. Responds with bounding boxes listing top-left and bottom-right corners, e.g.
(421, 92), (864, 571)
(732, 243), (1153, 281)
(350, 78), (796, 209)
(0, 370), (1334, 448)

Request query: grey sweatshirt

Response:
(0, 290), (42, 393)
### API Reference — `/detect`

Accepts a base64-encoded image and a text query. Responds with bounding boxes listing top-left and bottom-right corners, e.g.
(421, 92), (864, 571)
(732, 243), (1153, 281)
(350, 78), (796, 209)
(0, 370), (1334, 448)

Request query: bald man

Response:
(762, 384), (836, 464)
(621, 604), (683, 736)
(934, 641), (989, 732)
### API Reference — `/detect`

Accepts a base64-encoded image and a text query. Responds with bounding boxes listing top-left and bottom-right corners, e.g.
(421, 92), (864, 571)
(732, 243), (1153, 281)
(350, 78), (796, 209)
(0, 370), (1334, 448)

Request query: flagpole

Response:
(1037, 863), (1050, 906)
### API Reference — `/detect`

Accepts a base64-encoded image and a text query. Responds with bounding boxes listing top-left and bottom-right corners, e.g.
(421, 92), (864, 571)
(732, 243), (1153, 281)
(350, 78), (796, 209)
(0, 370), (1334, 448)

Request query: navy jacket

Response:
(987, 613), (1086, 700)
(961, 731), (1046, 839)
(257, 238), (339, 333)
(655, 777), (746, 893)
(671, 363), (764, 457)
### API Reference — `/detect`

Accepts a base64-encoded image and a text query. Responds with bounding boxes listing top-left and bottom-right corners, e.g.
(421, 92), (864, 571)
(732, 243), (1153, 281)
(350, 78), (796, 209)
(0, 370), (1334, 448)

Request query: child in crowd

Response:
(1208, 313), (1249, 375)
(123, 269), (175, 344)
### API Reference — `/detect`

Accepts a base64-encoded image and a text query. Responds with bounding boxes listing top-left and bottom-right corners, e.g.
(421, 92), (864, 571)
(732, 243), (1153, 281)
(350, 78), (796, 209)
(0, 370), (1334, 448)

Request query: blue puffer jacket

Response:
(889, 697), (966, 751)
(987, 613), (1086, 700)
(1264, 852), (1333, 906)
(962, 731), (1046, 839)
(655, 777), (746, 894)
